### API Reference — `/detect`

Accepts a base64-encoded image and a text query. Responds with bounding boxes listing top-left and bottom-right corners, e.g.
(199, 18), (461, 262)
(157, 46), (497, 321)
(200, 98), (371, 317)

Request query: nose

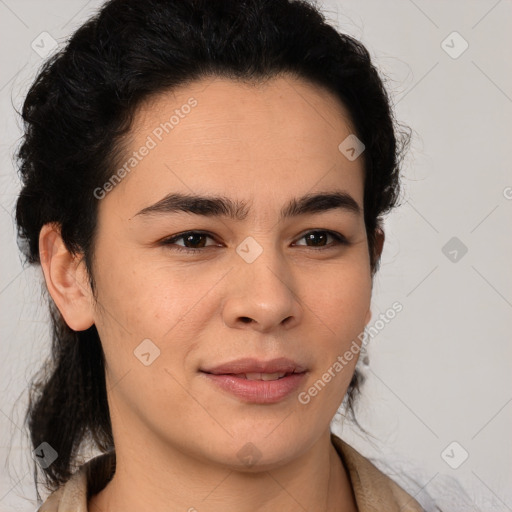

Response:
(221, 246), (303, 333)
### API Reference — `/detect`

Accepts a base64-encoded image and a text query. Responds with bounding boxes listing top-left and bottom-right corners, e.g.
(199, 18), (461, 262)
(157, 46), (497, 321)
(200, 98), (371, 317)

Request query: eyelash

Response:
(159, 230), (350, 254)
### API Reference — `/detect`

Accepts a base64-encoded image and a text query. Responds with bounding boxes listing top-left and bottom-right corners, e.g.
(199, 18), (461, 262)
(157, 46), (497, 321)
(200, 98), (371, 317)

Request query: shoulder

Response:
(37, 452), (115, 512)
(37, 441), (424, 512)
(331, 433), (425, 511)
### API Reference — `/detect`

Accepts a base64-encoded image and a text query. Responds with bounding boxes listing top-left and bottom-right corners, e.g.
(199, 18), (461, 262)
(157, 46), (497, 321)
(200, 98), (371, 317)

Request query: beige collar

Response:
(38, 434), (424, 511)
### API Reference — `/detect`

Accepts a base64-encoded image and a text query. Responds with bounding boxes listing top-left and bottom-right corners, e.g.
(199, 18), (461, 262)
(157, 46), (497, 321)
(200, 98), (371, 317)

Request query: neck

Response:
(88, 430), (357, 512)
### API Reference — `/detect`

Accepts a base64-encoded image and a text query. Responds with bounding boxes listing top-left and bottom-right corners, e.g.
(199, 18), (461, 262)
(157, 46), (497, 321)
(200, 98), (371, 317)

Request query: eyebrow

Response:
(134, 190), (361, 221)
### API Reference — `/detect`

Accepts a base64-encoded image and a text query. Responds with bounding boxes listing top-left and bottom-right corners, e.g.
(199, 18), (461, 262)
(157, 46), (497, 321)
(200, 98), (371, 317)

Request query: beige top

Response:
(38, 434), (424, 511)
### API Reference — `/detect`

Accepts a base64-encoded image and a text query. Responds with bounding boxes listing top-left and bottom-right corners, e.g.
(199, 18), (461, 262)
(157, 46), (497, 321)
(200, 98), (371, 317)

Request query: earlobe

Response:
(39, 223), (95, 331)
(374, 226), (385, 261)
(367, 227), (385, 325)
(370, 226), (385, 279)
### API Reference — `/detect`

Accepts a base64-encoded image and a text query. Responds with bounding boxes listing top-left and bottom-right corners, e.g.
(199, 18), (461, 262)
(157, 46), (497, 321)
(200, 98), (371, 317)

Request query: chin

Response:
(199, 425), (314, 471)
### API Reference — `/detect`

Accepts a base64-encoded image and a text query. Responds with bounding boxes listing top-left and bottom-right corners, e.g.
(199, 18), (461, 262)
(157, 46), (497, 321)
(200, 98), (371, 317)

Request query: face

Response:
(89, 75), (374, 469)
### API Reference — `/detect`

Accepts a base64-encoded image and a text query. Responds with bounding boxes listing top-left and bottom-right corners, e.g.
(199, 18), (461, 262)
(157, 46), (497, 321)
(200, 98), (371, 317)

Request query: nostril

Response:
(240, 317), (252, 324)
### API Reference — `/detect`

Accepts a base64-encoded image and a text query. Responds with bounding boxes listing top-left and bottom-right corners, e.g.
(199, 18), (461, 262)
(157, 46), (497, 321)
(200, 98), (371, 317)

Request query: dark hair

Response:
(14, 0), (410, 498)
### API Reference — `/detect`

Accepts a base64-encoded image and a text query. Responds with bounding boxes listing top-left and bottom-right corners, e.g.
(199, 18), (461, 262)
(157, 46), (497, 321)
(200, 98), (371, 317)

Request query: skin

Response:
(39, 74), (384, 512)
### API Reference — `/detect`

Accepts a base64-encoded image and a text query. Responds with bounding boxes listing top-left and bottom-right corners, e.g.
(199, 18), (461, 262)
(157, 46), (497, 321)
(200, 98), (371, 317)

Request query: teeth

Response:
(243, 372), (287, 381)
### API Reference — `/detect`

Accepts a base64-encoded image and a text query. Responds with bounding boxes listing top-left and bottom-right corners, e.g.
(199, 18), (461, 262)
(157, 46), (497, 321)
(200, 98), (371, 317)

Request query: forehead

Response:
(101, 74), (364, 216)
(133, 74), (357, 147)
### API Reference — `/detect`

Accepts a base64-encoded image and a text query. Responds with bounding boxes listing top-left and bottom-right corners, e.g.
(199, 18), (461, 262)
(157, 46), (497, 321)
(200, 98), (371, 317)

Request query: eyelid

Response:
(159, 230), (220, 248)
(293, 229), (349, 247)
(160, 229), (350, 254)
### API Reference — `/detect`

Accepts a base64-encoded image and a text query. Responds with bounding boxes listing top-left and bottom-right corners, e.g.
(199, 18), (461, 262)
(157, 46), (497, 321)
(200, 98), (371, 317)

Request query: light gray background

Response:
(1, 1), (511, 511)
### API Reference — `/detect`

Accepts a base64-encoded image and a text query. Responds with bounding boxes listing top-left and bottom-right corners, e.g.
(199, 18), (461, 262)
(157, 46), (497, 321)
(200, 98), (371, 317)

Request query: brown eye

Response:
(294, 230), (349, 249)
(160, 231), (219, 253)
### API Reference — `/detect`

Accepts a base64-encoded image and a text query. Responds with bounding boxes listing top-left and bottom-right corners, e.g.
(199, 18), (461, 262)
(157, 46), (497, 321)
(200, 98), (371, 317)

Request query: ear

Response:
(373, 226), (385, 265)
(366, 227), (385, 325)
(39, 223), (95, 331)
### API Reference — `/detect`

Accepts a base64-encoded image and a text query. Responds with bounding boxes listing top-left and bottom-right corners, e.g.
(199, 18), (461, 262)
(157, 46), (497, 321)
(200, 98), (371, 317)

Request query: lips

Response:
(200, 357), (307, 376)
(240, 372), (287, 380)
(200, 357), (308, 403)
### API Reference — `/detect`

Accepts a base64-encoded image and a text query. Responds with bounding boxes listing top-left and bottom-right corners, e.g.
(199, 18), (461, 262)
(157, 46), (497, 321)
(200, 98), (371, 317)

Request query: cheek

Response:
(303, 259), (371, 404)
(92, 254), (189, 334)
(91, 254), (221, 376)
(307, 261), (372, 336)
(299, 267), (370, 413)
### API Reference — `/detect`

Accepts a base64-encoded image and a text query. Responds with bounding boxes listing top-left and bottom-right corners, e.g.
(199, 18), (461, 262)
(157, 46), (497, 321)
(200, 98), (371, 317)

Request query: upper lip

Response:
(201, 357), (307, 375)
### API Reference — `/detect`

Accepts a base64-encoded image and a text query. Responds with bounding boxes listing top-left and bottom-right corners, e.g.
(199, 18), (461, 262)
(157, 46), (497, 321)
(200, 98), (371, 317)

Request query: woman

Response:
(15, 0), (422, 510)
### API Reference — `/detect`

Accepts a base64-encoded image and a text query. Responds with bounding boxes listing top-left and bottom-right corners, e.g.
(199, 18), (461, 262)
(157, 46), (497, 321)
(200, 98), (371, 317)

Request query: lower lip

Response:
(201, 372), (306, 404)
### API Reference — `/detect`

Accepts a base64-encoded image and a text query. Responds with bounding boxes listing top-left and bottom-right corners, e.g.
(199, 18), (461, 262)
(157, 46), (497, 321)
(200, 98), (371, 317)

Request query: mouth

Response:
(200, 356), (307, 376)
(217, 372), (291, 381)
(199, 358), (308, 403)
